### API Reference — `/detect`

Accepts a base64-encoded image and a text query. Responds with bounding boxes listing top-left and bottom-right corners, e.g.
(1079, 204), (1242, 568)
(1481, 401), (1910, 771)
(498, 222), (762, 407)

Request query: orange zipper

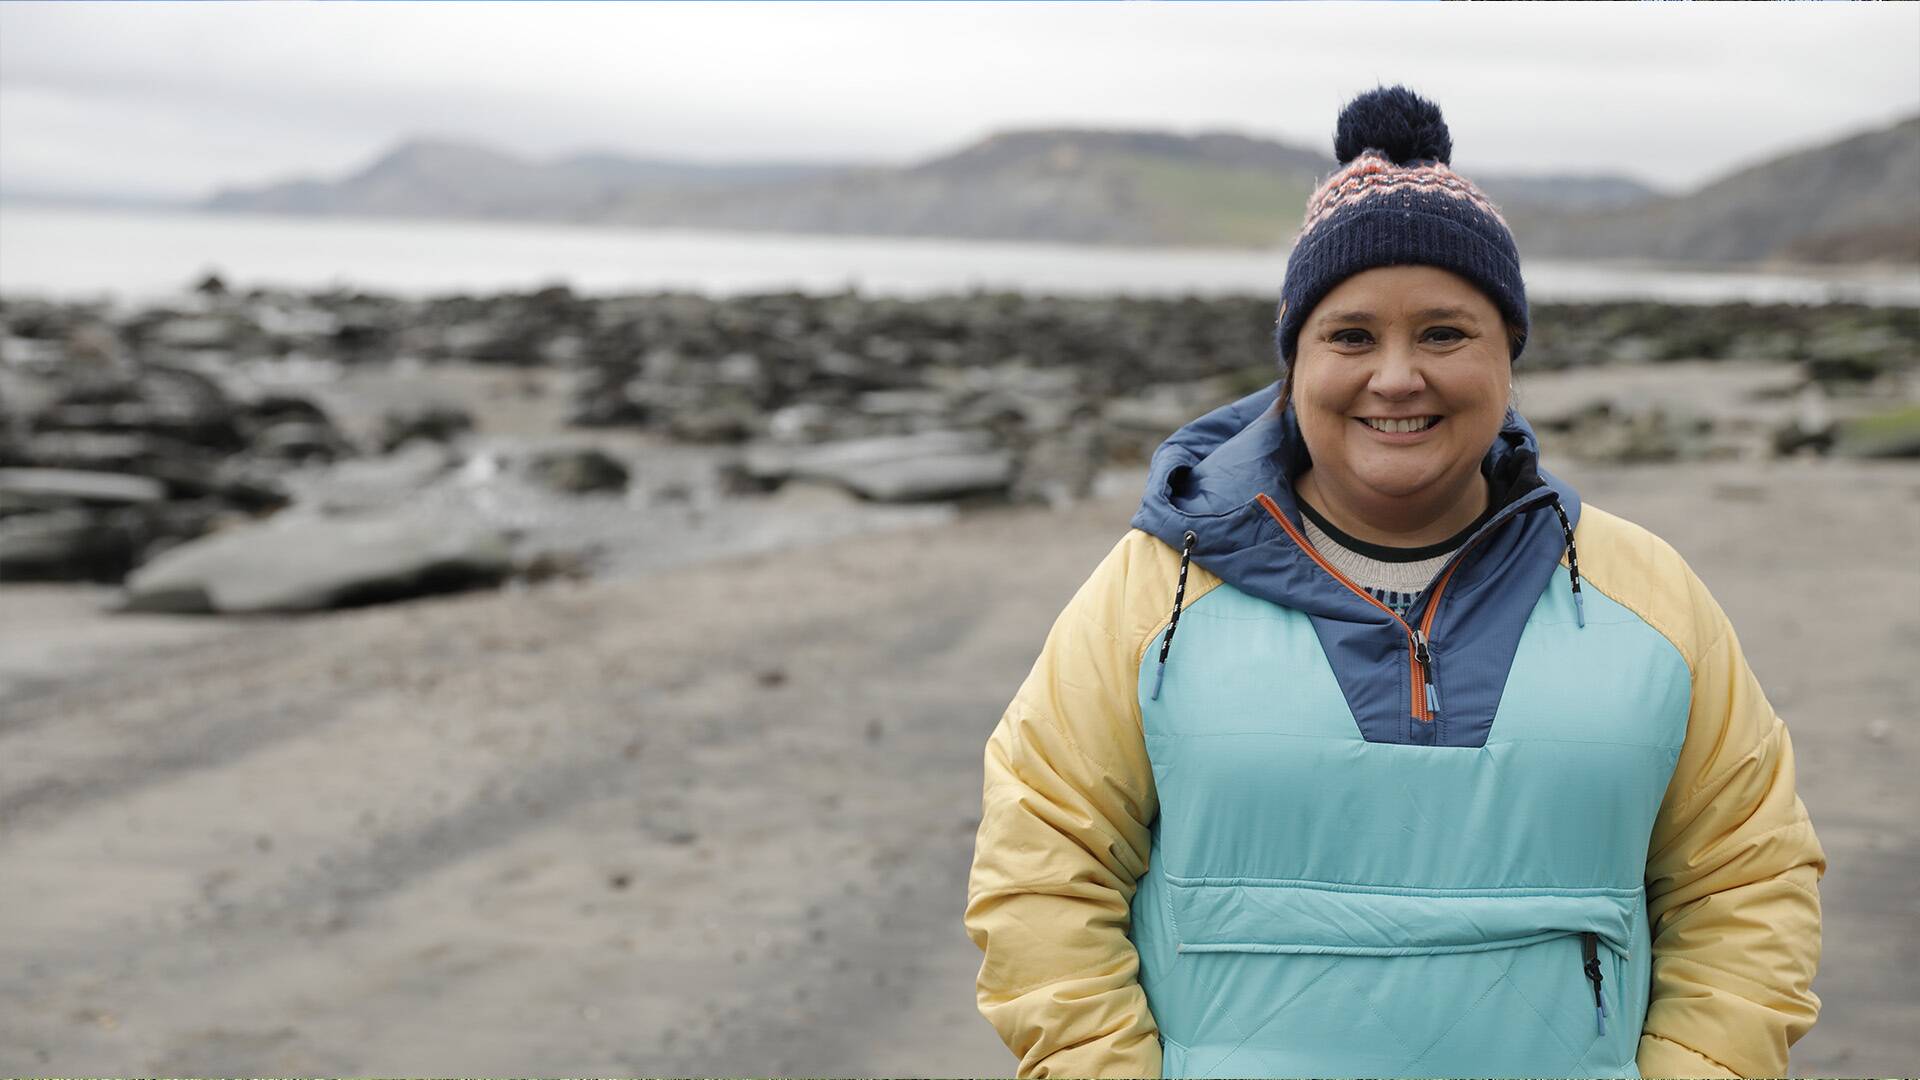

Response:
(1256, 489), (1556, 727)
(1256, 493), (1435, 722)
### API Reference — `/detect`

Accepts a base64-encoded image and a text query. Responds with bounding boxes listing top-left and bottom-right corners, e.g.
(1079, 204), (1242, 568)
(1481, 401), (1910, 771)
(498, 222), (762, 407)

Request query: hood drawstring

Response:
(1552, 500), (1585, 629)
(1150, 530), (1197, 701)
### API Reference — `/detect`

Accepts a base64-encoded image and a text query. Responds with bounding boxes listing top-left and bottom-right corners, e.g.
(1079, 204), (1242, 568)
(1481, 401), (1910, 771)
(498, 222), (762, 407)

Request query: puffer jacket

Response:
(965, 382), (1824, 1078)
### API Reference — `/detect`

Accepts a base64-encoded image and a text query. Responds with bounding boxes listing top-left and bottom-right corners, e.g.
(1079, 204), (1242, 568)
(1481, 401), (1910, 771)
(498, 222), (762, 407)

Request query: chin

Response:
(1346, 451), (1451, 494)
(1355, 473), (1445, 500)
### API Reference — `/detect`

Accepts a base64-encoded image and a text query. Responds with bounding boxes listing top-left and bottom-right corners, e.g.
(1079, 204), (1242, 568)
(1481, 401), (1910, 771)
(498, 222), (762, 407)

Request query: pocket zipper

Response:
(1580, 931), (1609, 1036)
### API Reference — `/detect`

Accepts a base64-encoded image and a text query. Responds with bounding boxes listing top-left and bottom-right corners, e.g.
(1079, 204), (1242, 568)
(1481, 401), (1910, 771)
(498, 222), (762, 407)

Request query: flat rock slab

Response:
(743, 430), (1012, 501)
(282, 440), (457, 513)
(0, 468), (168, 507)
(118, 508), (513, 614)
(802, 452), (1014, 501)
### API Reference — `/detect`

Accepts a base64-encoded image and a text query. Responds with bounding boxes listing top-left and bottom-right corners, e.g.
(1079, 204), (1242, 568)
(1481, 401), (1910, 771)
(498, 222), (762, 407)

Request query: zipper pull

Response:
(1581, 931), (1608, 1036)
(1411, 628), (1439, 715)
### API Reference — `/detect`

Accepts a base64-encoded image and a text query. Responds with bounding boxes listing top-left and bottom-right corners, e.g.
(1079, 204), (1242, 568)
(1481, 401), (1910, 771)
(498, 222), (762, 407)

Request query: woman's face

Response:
(1290, 265), (1511, 519)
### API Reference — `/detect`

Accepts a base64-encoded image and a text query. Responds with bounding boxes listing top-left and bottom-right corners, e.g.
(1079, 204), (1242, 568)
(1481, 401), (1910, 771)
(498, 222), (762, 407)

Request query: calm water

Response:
(3, 204), (1916, 306)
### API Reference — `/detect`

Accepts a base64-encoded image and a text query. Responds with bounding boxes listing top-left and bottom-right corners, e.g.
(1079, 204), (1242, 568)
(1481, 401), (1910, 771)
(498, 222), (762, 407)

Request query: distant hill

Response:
(1508, 115), (1920, 265)
(597, 129), (1347, 247)
(205, 138), (855, 221)
(207, 128), (1660, 249)
(201, 118), (1918, 263)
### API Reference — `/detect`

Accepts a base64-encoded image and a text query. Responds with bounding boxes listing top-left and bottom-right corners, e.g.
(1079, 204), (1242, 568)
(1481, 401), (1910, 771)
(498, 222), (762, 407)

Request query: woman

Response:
(964, 87), (1824, 1079)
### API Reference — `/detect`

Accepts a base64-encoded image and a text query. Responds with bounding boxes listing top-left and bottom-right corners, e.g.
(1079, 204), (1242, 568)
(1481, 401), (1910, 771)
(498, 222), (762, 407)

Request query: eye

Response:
(1330, 329), (1373, 347)
(1424, 327), (1466, 344)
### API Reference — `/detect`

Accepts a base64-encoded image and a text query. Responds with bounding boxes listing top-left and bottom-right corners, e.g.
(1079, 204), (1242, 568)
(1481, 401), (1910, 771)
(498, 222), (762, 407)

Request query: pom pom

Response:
(1333, 85), (1453, 166)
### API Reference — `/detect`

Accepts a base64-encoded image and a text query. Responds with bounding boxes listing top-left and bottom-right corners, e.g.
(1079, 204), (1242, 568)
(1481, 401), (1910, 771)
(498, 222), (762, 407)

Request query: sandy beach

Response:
(0, 453), (1914, 1076)
(3, 7), (1917, 1072)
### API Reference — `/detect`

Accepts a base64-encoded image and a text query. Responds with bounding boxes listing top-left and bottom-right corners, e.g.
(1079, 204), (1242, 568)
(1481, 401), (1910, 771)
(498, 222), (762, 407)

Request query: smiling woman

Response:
(967, 86), (1826, 1079)
(1289, 265), (1515, 549)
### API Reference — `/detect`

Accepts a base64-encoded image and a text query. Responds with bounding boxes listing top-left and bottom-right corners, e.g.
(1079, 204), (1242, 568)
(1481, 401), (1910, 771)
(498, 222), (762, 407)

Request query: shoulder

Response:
(1570, 502), (1729, 674)
(1068, 529), (1228, 671)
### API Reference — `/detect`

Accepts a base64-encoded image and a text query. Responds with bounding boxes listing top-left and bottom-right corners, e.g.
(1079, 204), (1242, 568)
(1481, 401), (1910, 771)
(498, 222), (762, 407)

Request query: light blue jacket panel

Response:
(1131, 567), (1690, 1077)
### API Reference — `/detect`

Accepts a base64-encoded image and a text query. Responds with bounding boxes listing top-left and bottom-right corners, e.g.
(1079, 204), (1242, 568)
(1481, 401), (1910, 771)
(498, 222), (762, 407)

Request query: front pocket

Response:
(1168, 874), (1637, 958)
(1157, 876), (1638, 1077)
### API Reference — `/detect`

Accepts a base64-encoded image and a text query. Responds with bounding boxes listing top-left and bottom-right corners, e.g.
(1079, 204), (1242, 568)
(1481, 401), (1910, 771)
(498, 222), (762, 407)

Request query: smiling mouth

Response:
(1357, 416), (1442, 434)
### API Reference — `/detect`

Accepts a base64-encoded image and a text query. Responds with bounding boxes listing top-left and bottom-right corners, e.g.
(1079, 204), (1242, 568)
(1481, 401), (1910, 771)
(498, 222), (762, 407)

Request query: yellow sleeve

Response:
(964, 530), (1219, 1078)
(1636, 562), (1826, 1078)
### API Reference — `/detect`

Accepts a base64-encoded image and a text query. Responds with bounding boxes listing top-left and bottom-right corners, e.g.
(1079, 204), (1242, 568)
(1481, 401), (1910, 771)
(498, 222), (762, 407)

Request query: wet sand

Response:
(1, 457), (1916, 1076)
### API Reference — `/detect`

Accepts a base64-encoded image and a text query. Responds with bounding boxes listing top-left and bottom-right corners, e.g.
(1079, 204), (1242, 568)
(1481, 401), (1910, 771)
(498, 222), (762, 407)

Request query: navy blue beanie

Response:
(1275, 86), (1528, 369)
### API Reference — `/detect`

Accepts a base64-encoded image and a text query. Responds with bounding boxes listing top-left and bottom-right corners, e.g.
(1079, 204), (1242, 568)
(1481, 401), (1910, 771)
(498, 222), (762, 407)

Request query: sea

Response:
(2, 204), (1917, 307)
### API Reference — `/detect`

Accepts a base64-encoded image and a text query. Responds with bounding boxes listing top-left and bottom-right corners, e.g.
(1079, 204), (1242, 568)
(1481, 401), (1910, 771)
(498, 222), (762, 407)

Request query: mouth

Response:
(1355, 415), (1443, 437)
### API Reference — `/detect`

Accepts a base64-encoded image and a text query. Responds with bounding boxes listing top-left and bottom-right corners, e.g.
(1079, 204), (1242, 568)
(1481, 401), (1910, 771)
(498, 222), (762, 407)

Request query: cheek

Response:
(1293, 363), (1364, 416)
(1436, 363), (1510, 415)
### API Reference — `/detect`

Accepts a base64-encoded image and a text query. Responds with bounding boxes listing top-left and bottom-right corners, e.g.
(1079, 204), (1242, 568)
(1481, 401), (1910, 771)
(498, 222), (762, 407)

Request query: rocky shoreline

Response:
(3, 280), (1915, 611)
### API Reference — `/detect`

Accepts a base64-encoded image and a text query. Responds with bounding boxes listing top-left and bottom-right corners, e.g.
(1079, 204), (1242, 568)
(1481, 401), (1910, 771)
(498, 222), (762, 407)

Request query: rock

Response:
(667, 404), (758, 443)
(961, 389), (1087, 436)
(64, 323), (127, 369)
(1833, 405), (1920, 459)
(744, 429), (992, 484)
(766, 478), (863, 509)
(118, 507), (514, 613)
(151, 461), (288, 512)
(253, 420), (354, 464)
(517, 548), (595, 584)
(765, 402), (838, 443)
(523, 447), (629, 495)
(1525, 397), (1613, 435)
(1770, 387), (1836, 457)
(31, 363), (244, 452)
(1102, 377), (1244, 458)
(714, 351), (765, 390)
(0, 496), (226, 581)
(0, 509), (142, 582)
(129, 499), (237, 564)
(291, 440), (456, 513)
(1550, 397), (1716, 464)
(9, 430), (209, 474)
(244, 391), (342, 429)
(809, 451), (1013, 501)
(745, 430), (1013, 502)
(0, 467), (168, 508)
(1012, 422), (1107, 507)
(375, 402), (474, 452)
(147, 316), (235, 350)
(1609, 335), (1661, 365)
(567, 384), (650, 428)
(856, 390), (952, 418)
(1804, 325), (1905, 384)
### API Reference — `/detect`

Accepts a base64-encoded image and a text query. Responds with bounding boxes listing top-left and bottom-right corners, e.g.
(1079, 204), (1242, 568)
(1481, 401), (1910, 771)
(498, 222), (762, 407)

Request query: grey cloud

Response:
(1, 1), (1915, 200)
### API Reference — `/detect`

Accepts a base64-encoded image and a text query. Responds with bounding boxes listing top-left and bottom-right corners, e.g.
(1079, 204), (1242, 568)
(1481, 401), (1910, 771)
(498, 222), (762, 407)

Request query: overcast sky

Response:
(2, 1), (1916, 201)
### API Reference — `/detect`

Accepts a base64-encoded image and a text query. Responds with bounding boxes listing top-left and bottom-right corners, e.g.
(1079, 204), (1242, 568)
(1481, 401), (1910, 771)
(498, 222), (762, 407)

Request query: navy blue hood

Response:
(1128, 380), (1584, 747)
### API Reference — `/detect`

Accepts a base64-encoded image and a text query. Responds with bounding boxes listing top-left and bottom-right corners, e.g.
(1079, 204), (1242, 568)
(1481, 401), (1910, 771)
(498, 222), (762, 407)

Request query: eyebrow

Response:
(1314, 306), (1483, 328)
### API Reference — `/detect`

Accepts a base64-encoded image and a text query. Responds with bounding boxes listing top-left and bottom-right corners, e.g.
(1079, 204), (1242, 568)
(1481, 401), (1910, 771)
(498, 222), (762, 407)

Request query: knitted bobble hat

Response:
(1274, 85), (1528, 369)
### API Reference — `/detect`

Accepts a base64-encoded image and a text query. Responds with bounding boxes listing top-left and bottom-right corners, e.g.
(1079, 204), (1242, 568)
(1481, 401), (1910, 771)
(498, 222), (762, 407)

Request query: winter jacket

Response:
(965, 382), (1824, 1078)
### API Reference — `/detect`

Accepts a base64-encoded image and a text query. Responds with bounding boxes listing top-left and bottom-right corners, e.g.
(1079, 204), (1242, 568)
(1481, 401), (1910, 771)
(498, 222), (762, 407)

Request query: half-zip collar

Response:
(1132, 380), (1583, 748)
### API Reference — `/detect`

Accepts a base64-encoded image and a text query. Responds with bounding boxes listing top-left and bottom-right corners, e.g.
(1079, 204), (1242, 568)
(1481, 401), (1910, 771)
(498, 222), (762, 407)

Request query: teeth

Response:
(1363, 416), (1438, 434)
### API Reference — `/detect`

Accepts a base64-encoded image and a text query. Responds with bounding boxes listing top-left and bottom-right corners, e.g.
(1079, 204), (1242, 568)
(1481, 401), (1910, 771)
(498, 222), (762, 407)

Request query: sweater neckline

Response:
(1295, 495), (1495, 564)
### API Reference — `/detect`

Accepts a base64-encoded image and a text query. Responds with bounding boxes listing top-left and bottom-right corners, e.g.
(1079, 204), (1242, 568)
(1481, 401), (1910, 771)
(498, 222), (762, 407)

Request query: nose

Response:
(1367, 340), (1426, 400)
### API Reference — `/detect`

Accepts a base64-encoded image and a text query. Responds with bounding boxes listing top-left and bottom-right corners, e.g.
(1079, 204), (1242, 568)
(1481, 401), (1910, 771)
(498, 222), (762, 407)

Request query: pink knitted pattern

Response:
(1297, 151), (1511, 241)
